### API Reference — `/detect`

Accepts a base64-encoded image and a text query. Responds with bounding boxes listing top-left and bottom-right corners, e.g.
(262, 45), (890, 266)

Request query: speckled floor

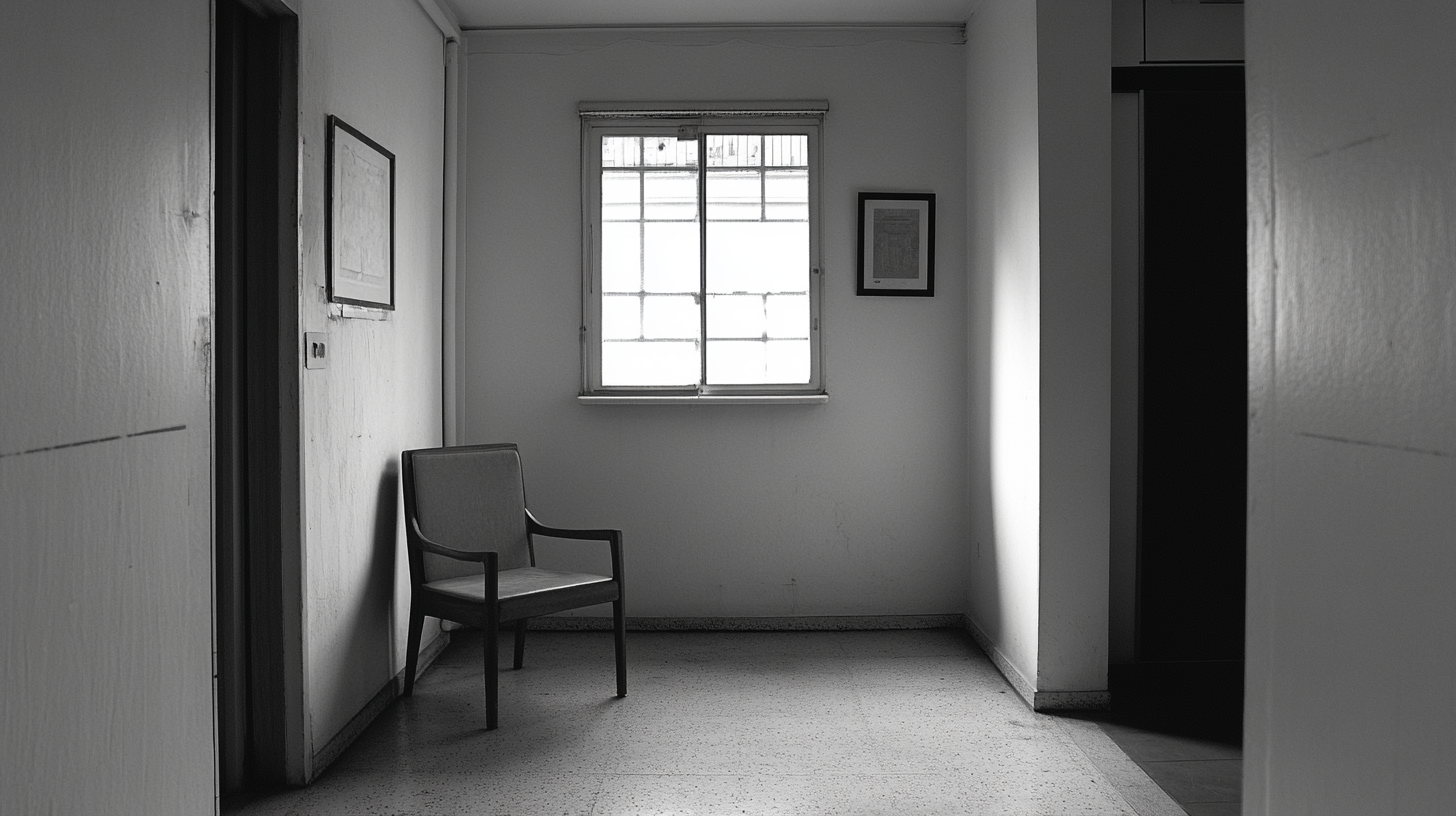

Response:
(226, 629), (1187, 816)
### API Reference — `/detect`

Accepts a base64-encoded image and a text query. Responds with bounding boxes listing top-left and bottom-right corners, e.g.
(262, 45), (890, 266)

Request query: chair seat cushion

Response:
(426, 567), (619, 620)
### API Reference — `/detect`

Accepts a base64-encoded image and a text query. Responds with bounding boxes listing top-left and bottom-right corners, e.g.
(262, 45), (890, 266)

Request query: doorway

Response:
(214, 0), (300, 793)
(1111, 65), (1247, 736)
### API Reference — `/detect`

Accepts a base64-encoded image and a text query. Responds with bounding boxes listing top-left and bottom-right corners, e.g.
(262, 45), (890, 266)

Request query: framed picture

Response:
(857, 192), (935, 297)
(327, 115), (395, 310)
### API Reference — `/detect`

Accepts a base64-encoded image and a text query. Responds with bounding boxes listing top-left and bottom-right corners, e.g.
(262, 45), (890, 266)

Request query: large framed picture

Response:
(857, 192), (935, 297)
(327, 115), (395, 310)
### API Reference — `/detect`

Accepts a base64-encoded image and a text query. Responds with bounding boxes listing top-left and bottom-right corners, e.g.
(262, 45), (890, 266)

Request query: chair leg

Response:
(485, 619), (499, 731)
(403, 603), (424, 697)
(613, 598), (627, 698)
(513, 619), (527, 670)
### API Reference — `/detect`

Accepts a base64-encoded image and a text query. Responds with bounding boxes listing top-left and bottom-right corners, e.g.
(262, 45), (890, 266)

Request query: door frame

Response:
(213, 0), (306, 791)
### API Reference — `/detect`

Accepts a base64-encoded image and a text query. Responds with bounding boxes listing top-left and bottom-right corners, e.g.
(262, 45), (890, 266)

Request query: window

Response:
(580, 103), (825, 398)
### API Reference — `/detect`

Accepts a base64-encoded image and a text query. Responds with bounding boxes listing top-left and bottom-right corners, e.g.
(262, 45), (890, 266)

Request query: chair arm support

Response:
(409, 517), (497, 564)
(526, 510), (621, 543)
(525, 511), (623, 582)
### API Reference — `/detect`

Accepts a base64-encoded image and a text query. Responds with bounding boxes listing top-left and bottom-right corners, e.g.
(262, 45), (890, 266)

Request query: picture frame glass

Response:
(857, 193), (934, 297)
(328, 116), (395, 309)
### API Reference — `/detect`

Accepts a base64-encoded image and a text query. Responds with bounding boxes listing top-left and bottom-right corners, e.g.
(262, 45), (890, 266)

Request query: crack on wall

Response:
(1297, 431), (1451, 459)
(0, 424), (187, 459)
(1309, 132), (1390, 159)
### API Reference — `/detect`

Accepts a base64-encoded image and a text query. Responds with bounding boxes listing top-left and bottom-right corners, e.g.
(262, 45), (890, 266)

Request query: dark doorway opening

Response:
(215, 0), (300, 794)
(1112, 65), (1247, 741)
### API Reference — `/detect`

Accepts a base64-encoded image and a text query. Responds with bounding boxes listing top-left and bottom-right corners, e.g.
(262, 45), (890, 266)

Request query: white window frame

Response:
(579, 102), (826, 400)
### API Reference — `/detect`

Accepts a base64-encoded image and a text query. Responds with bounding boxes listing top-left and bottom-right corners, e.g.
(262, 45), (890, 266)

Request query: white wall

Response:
(1143, 0), (1242, 64)
(459, 27), (969, 618)
(966, 0), (1110, 704)
(297, 0), (446, 758)
(1034, 0), (1111, 695)
(967, 0), (1044, 694)
(1245, 3), (1456, 813)
(0, 1), (214, 813)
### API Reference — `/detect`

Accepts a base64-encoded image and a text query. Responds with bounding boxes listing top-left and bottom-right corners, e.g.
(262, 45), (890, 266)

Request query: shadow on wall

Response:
(966, 225), (1004, 652)
(332, 459), (402, 700)
(375, 459), (400, 665)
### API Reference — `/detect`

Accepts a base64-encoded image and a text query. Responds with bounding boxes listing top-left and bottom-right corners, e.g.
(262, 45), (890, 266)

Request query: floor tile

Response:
(1182, 802), (1241, 816)
(223, 629), (1196, 816)
(1099, 721), (1242, 762)
(1141, 758), (1243, 804)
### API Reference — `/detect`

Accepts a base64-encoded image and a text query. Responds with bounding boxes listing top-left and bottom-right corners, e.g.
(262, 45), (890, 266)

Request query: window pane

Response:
(765, 170), (808, 221)
(603, 341), (699, 386)
(643, 222), (699, 293)
(643, 295), (700, 339)
(706, 222), (809, 295)
(766, 339), (811, 383)
(601, 295), (640, 339)
(602, 171), (640, 221)
(763, 135), (808, 167)
(644, 171), (698, 220)
(641, 136), (697, 168)
(706, 339), (811, 385)
(706, 170), (761, 221)
(706, 134), (761, 167)
(706, 294), (765, 339)
(705, 340), (765, 384)
(602, 136), (641, 168)
(601, 222), (640, 293)
(765, 294), (809, 339)
(701, 336), (809, 384)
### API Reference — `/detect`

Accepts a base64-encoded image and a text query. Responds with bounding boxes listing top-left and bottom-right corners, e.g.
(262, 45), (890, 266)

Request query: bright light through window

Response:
(590, 127), (817, 392)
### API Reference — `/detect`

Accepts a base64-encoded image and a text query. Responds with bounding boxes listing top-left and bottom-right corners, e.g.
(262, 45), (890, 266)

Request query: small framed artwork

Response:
(327, 115), (396, 310)
(857, 192), (935, 297)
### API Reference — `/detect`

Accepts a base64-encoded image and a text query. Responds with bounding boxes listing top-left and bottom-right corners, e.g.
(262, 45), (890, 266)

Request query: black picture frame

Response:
(857, 192), (935, 297)
(326, 115), (396, 310)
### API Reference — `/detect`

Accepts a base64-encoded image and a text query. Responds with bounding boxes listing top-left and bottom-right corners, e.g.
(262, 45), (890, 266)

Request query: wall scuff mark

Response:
(0, 425), (188, 460)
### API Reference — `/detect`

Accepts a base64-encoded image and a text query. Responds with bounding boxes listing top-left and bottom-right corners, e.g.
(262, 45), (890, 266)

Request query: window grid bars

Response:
(697, 136), (709, 386)
(600, 133), (811, 385)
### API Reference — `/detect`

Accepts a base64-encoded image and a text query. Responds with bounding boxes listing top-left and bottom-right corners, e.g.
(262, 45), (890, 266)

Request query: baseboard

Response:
(964, 617), (1110, 712)
(309, 630), (451, 779)
(1032, 689), (1111, 711)
(525, 614), (965, 631)
(963, 616), (1037, 705)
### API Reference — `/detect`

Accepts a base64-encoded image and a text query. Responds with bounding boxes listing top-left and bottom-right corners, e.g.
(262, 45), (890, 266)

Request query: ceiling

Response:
(441, 0), (978, 29)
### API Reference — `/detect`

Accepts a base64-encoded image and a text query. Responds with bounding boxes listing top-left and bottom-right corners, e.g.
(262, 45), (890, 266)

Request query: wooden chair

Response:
(400, 443), (625, 730)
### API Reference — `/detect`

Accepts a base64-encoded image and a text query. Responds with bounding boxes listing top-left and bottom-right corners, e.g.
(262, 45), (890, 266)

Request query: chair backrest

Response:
(402, 444), (533, 583)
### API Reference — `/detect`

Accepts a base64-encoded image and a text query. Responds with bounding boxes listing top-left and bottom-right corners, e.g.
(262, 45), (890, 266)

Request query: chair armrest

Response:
(525, 510), (623, 581)
(409, 517), (496, 564)
(526, 510), (620, 543)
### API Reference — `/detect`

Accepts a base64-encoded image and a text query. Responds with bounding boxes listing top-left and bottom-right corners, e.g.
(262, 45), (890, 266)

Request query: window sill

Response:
(578, 394), (828, 406)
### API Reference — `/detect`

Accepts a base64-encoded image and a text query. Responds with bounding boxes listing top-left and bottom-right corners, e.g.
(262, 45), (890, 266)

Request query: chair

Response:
(400, 443), (625, 730)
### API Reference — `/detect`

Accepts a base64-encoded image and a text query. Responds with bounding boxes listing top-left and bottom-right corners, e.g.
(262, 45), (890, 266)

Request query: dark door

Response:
(1136, 86), (1247, 664)
(215, 0), (297, 792)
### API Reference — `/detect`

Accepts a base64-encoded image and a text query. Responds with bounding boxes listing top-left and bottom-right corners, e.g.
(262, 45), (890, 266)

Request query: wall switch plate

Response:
(304, 332), (329, 369)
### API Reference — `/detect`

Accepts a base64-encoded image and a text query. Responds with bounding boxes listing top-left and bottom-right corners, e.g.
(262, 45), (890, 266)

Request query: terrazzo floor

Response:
(1071, 711), (1241, 815)
(226, 629), (1189, 816)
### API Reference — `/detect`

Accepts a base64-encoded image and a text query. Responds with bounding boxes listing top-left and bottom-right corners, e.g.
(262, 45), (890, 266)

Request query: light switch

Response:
(304, 332), (329, 369)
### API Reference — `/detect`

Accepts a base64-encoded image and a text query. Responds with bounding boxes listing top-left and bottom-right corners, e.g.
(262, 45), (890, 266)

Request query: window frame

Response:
(579, 105), (825, 399)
